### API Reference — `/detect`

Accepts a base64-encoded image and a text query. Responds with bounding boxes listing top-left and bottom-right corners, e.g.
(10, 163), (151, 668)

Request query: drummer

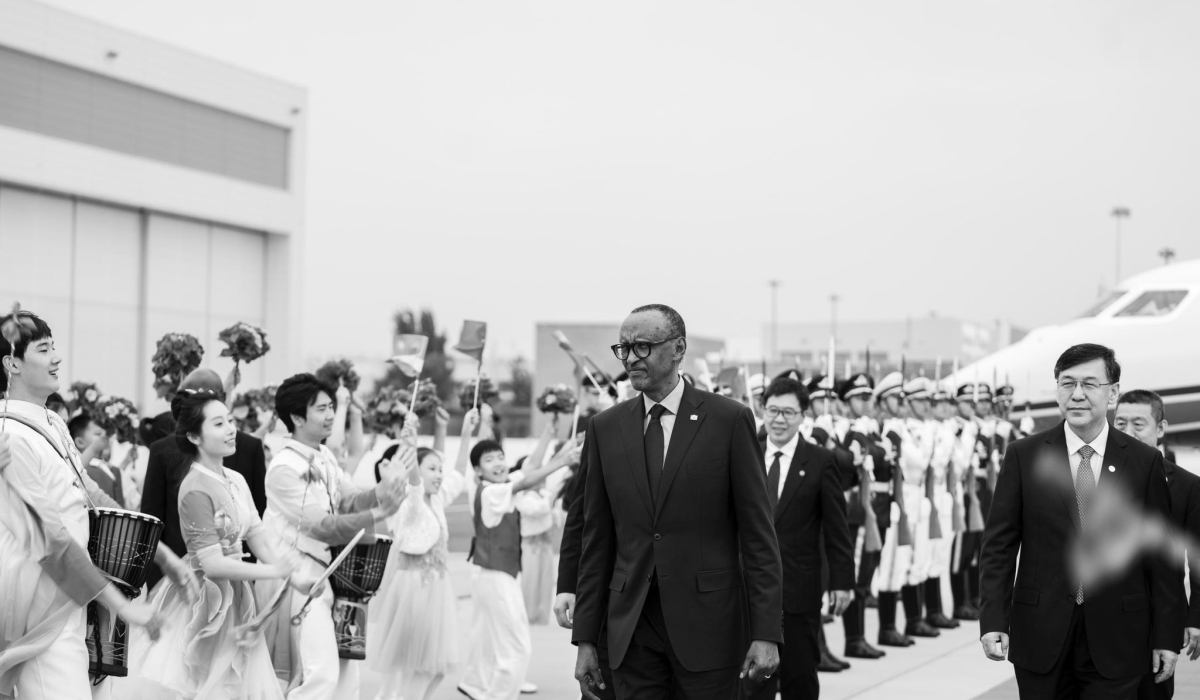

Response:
(0, 309), (197, 700)
(261, 373), (405, 700)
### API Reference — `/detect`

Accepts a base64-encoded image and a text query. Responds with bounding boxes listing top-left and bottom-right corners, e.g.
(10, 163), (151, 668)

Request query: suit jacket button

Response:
(653, 534), (661, 541)
(646, 575), (652, 582)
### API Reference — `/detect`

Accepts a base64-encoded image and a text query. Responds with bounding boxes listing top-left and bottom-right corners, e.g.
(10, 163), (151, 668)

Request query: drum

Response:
(328, 535), (392, 659)
(85, 508), (164, 680)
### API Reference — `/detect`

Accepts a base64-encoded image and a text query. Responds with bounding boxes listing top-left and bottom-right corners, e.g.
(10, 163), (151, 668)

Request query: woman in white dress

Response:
(127, 392), (316, 700)
(366, 415), (471, 700)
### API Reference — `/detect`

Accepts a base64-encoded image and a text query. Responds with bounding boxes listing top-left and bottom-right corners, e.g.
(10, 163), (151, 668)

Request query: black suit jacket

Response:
(557, 431), (590, 597)
(141, 430), (267, 585)
(572, 381), (783, 672)
(1164, 460), (1200, 629)
(766, 438), (855, 613)
(979, 422), (1184, 678)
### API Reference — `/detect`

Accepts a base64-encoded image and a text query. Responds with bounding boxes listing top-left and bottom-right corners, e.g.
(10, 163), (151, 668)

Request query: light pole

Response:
(1158, 247), (1176, 266)
(1111, 207), (1130, 285)
(768, 280), (781, 361)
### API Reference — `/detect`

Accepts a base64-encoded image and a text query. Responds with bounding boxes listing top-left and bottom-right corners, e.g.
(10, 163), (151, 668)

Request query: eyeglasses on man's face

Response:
(611, 337), (680, 361)
(1056, 378), (1113, 393)
(764, 406), (801, 420)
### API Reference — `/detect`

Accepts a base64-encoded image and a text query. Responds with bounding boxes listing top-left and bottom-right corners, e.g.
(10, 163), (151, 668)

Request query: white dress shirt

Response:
(1065, 420), (1108, 488)
(764, 432), (800, 500)
(642, 375), (687, 464)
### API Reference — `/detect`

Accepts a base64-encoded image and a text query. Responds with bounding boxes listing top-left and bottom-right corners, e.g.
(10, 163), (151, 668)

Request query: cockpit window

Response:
(1078, 290), (1126, 318)
(1113, 290), (1189, 317)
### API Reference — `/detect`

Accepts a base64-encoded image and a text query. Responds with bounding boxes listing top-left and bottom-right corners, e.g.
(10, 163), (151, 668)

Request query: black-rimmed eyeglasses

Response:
(611, 337), (680, 361)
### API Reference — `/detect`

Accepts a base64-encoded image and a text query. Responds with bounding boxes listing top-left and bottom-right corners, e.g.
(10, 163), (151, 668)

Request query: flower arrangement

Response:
(151, 332), (205, 400)
(93, 396), (140, 445)
(315, 359), (360, 393)
(231, 385), (277, 433)
(63, 381), (102, 417)
(218, 322), (270, 391)
(365, 380), (441, 437)
(458, 374), (499, 411)
(536, 384), (577, 415)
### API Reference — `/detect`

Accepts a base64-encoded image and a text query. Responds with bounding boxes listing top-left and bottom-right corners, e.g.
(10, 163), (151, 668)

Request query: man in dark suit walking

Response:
(1114, 389), (1200, 699)
(141, 368), (268, 586)
(742, 375), (855, 700)
(573, 304), (783, 700)
(979, 343), (1184, 698)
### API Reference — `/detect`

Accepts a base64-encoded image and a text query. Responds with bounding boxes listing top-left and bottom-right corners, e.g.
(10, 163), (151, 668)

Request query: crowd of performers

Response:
(0, 308), (588, 700)
(0, 303), (1048, 700)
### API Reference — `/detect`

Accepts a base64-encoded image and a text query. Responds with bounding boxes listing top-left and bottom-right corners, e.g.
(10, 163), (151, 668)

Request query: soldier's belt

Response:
(870, 482), (891, 493)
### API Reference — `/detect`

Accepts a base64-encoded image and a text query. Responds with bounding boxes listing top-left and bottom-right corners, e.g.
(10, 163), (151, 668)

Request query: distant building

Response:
(532, 322), (725, 434)
(764, 315), (1026, 379)
(0, 0), (306, 414)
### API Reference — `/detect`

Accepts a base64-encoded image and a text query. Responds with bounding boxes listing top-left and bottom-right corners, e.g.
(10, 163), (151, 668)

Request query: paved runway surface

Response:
(353, 552), (1198, 699)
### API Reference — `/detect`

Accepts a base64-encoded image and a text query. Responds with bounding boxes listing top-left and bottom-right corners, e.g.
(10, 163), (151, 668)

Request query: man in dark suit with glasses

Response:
(572, 303), (783, 700)
(979, 343), (1184, 698)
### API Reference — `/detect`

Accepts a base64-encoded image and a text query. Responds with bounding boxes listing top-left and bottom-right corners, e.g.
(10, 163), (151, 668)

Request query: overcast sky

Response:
(47, 0), (1200, 361)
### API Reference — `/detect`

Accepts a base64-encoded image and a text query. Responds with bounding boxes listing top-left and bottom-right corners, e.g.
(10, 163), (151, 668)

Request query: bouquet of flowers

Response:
(218, 322), (271, 392)
(458, 374), (499, 411)
(315, 359), (360, 393)
(63, 381), (102, 417)
(365, 380), (441, 437)
(151, 332), (204, 399)
(231, 385), (277, 433)
(536, 384), (577, 416)
(93, 396), (140, 445)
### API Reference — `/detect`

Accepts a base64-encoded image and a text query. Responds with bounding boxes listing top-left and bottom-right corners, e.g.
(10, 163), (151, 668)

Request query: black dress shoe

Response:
(927, 613), (960, 629)
(953, 605), (980, 621)
(878, 628), (913, 647)
(863, 593), (879, 608)
(845, 639), (886, 659)
(817, 656), (844, 673)
(905, 620), (941, 638)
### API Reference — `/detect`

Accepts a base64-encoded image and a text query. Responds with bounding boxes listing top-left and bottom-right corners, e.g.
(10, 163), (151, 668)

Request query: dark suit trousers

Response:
(1137, 671), (1173, 700)
(613, 580), (737, 700)
(1014, 605), (1142, 700)
(742, 611), (819, 700)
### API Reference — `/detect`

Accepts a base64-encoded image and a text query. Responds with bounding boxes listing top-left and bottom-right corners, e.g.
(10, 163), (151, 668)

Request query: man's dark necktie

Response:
(766, 451), (782, 512)
(646, 404), (667, 503)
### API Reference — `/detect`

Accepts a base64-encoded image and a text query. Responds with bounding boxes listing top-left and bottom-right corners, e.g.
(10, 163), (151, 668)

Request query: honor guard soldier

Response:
(922, 388), (960, 630)
(838, 373), (890, 660)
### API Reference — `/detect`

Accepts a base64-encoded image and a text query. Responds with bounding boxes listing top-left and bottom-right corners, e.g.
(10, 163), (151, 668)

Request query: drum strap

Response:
(0, 410), (96, 511)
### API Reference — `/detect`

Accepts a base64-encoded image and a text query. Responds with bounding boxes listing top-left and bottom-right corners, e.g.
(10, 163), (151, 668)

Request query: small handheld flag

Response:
(453, 321), (487, 362)
(390, 334), (429, 380)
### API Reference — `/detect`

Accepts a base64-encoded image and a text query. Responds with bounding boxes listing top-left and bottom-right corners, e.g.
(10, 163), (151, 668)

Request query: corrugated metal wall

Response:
(0, 45), (290, 189)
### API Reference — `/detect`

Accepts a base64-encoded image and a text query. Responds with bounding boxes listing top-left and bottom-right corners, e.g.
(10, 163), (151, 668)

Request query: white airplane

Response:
(949, 258), (1200, 439)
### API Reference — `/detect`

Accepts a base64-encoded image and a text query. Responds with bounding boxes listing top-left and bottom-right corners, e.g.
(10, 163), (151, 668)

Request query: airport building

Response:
(0, 0), (306, 415)
(764, 315), (1026, 379)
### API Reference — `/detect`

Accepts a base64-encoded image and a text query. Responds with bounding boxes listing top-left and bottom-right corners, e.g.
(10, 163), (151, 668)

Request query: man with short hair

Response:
(742, 375), (853, 699)
(1115, 389), (1200, 699)
(262, 373), (405, 700)
(980, 343), (1185, 697)
(573, 304), (782, 699)
(68, 413), (125, 507)
(0, 309), (193, 700)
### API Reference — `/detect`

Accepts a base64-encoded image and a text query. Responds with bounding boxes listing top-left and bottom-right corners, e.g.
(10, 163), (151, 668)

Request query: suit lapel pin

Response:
(690, 414), (698, 420)
(799, 470), (806, 478)
(1108, 465), (1115, 472)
